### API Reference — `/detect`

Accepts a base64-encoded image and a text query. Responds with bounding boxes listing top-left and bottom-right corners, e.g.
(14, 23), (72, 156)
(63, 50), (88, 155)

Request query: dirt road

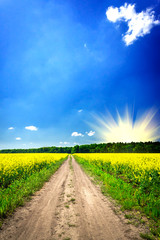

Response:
(0, 157), (143, 240)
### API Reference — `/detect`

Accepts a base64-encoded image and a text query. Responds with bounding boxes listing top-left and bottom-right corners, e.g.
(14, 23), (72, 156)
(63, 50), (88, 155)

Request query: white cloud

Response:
(84, 43), (87, 48)
(8, 127), (14, 130)
(71, 132), (84, 137)
(84, 43), (89, 51)
(16, 137), (21, 140)
(78, 109), (83, 113)
(25, 126), (38, 131)
(59, 141), (70, 145)
(86, 130), (95, 136)
(106, 3), (160, 45)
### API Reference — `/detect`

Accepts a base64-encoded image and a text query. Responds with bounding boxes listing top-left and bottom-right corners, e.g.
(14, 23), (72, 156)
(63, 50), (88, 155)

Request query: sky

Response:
(0, 0), (160, 149)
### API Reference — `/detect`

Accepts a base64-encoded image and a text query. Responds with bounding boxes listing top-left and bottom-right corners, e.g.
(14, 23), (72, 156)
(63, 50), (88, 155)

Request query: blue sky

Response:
(0, 0), (160, 149)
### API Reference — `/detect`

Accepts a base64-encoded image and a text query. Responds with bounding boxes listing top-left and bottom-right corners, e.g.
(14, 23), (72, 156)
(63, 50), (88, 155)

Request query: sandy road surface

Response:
(0, 156), (143, 240)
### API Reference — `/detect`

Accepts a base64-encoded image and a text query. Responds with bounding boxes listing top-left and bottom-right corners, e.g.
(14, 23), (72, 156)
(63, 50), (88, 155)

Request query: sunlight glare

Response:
(93, 108), (160, 142)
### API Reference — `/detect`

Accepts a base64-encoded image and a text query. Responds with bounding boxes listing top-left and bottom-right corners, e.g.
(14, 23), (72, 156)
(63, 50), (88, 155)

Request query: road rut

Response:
(0, 156), (143, 240)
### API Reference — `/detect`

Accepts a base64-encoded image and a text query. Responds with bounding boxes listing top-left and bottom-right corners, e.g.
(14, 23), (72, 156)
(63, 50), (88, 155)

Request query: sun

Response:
(92, 108), (160, 143)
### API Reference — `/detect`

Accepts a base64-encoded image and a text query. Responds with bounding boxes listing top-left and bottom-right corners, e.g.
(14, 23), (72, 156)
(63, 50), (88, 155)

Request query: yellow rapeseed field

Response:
(0, 153), (68, 188)
(74, 153), (160, 184)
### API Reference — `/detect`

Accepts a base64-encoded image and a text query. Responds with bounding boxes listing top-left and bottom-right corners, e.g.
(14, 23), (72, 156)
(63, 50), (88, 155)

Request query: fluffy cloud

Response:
(16, 137), (21, 140)
(106, 3), (160, 45)
(25, 126), (38, 131)
(59, 141), (70, 145)
(71, 132), (84, 137)
(78, 109), (83, 113)
(86, 130), (95, 136)
(8, 127), (14, 130)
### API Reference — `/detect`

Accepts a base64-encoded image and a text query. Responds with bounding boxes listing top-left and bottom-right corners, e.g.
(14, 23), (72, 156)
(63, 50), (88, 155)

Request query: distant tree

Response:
(71, 145), (79, 154)
(0, 142), (160, 154)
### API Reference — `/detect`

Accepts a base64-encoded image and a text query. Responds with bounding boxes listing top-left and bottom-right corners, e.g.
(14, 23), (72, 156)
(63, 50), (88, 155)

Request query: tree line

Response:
(0, 142), (160, 153)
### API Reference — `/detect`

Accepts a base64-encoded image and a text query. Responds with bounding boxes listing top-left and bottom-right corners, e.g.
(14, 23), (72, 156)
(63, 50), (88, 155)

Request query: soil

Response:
(0, 156), (145, 240)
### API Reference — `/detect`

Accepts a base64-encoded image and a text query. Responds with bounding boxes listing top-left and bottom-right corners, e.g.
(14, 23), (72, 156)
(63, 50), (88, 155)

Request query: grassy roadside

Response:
(0, 156), (67, 227)
(74, 155), (160, 240)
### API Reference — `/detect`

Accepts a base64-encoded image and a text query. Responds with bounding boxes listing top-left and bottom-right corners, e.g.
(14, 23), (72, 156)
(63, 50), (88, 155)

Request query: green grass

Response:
(74, 156), (160, 239)
(140, 233), (155, 240)
(68, 223), (76, 227)
(125, 214), (134, 219)
(70, 198), (76, 204)
(69, 156), (73, 170)
(0, 157), (67, 226)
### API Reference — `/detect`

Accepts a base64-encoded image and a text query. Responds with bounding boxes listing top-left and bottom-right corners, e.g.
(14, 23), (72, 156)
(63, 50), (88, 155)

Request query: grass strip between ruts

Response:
(0, 157), (67, 226)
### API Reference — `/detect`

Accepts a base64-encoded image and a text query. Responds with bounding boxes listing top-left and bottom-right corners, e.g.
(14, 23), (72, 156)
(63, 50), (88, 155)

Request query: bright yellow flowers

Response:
(0, 153), (68, 188)
(74, 153), (160, 184)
